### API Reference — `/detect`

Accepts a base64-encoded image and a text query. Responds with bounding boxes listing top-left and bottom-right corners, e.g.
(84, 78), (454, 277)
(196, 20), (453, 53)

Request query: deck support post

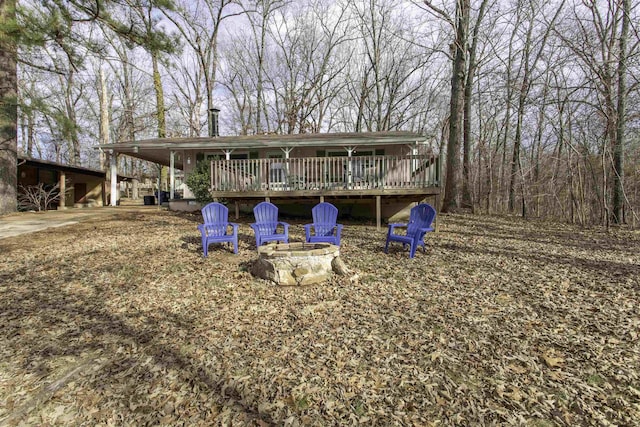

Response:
(376, 195), (381, 231)
(320, 196), (324, 203)
(235, 201), (239, 219)
(434, 193), (441, 232)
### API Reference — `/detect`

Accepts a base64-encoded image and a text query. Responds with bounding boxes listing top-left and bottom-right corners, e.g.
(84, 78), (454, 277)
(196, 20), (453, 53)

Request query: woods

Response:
(0, 0), (638, 224)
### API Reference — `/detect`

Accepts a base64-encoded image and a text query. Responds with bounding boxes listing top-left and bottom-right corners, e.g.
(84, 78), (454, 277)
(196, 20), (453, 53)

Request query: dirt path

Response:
(0, 206), (164, 239)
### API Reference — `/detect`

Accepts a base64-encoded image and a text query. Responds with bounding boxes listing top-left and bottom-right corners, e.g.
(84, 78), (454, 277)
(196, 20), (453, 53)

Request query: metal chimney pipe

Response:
(208, 108), (220, 137)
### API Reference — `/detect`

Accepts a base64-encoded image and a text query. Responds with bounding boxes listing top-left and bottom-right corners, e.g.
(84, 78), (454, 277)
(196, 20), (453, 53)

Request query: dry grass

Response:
(0, 209), (639, 426)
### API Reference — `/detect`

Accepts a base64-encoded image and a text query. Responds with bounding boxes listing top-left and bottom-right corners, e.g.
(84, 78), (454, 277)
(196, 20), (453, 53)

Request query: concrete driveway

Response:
(0, 206), (161, 239)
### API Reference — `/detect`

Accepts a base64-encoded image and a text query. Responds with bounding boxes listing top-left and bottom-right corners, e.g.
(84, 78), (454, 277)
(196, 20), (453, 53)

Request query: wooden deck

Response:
(210, 154), (439, 192)
(209, 154), (441, 229)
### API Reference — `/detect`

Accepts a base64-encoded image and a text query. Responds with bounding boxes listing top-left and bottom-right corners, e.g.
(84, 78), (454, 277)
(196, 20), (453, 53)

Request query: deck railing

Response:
(210, 154), (439, 192)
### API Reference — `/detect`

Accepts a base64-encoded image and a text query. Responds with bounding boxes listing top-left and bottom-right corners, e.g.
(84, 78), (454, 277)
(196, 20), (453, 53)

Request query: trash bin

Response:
(143, 195), (155, 205)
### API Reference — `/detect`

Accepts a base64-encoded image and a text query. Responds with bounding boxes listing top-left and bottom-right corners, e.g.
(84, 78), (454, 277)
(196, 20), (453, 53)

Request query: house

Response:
(17, 156), (128, 209)
(99, 131), (441, 228)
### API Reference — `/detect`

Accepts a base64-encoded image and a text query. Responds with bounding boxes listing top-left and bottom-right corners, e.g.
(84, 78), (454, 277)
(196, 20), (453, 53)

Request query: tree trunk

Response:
(612, 0), (629, 224)
(509, 8), (535, 214)
(462, 0), (489, 211)
(255, 9), (267, 134)
(64, 69), (81, 165)
(0, 0), (18, 215)
(152, 53), (166, 139)
(442, 0), (469, 213)
(99, 65), (109, 171)
(151, 50), (166, 199)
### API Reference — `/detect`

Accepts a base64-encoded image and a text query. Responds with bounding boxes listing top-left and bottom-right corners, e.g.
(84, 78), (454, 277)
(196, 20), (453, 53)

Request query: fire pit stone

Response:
(251, 242), (347, 286)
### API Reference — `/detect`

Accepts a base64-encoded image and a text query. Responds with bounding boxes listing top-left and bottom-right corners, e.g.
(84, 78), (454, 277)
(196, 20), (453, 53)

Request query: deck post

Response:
(435, 193), (441, 232)
(235, 201), (239, 219)
(320, 196), (324, 203)
(376, 195), (381, 231)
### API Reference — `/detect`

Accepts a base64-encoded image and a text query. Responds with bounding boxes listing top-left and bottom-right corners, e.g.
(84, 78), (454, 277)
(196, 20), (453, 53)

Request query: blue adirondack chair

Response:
(197, 202), (239, 256)
(304, 202), (343, 246)
(250, 201), (290, 247)
(384, 203), (436, 258)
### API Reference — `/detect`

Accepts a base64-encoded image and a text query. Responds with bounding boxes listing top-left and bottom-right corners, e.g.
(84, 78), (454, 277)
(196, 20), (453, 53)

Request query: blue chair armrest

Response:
(387, 222), (408, 233)
(228, 222), (239, 233)
(303, 224), (312, 240)
(278, 222), (290, 233)
(418, 226), (434, 233)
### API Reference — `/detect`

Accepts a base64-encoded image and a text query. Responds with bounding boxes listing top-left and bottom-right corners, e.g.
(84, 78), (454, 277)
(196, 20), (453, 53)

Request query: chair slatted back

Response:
(406, 203), (436, 238)
(202, 202), (229, 236)
(312, 202), (338, 236)
(253, 202), (279, 235)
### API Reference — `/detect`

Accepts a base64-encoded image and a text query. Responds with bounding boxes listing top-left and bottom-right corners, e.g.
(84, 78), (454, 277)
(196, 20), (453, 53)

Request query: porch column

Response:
(110, 150), (118, 206)
(170, 151), (175, 200)
(281, 148), (294, 188)
(280, 147), (293, 159)
(407, 144), (418, 185)
(157, 175), (161, 209)
(345, 147), (355, 189)
(59, 171), (66, 209)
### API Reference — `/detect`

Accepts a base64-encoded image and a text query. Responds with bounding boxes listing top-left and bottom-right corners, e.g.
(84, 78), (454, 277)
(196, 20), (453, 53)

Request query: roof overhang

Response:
(96, 131), (429, 169)
(18, 156), (133, 181)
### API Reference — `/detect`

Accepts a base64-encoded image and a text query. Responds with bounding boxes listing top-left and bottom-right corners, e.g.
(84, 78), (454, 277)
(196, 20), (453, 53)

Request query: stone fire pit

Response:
(251, 242), (348, 286)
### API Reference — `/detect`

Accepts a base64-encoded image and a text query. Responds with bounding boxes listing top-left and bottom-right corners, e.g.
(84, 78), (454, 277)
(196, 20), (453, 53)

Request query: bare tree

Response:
(507, 0), (564, 216)
(164, 0), (243, 135)
(426, 0), (469, 213)
(267, 0), (351, 133)
(556, 0), (637, 225)
(242, 0), (289, 133)
(18, 181), (71, 211)
(462, 0), (491, 210)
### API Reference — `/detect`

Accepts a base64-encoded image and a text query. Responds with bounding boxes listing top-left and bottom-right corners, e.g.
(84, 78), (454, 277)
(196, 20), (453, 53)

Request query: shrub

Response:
(185, 160), (213, 205)
(18, 182), (69, 211)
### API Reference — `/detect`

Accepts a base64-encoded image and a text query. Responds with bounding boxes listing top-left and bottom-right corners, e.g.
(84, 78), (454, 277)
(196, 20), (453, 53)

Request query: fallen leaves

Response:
(0, 209), (639, 425)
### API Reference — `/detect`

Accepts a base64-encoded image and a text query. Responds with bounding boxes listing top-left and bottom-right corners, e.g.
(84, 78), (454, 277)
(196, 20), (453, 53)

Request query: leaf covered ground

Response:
(0, 208), (639, 426)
